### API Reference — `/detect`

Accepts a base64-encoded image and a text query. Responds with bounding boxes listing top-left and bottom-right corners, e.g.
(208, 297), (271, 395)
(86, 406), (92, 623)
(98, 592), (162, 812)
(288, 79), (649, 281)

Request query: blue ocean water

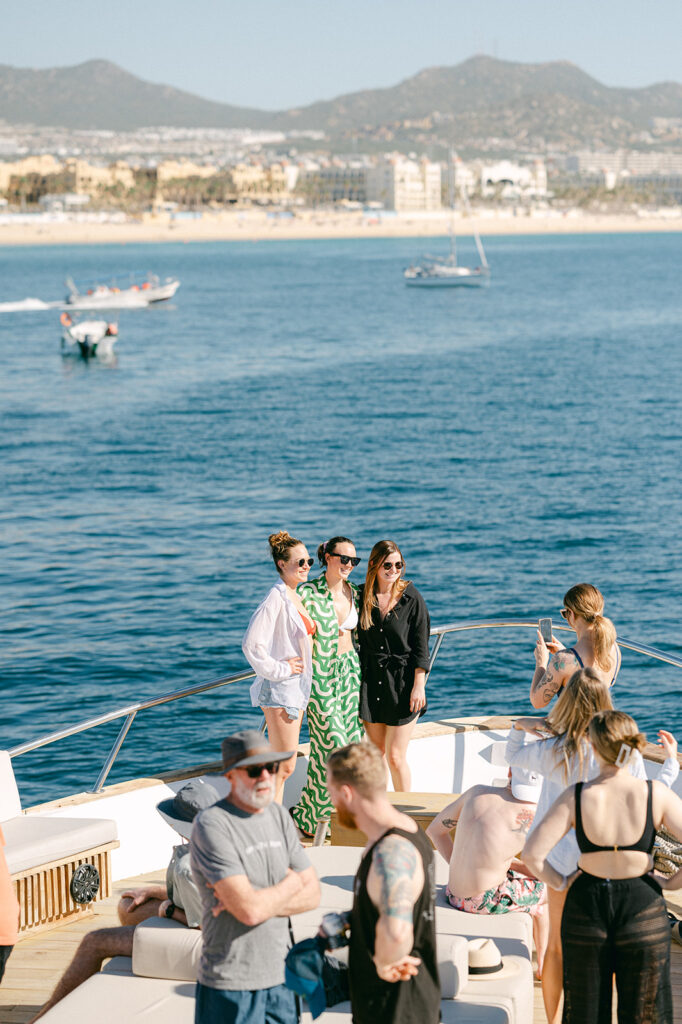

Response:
(1, 232), (681, 806)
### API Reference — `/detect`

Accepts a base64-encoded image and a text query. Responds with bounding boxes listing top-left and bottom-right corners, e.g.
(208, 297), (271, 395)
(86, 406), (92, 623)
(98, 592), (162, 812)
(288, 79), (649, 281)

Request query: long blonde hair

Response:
(563, 583), (617, 672)
(360, 540), (409, 631)
(545, 668), (613, 782)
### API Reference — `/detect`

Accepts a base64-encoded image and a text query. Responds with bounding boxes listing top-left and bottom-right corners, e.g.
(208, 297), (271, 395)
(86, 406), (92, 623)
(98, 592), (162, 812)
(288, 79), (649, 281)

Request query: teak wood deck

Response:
(4, 869), (682, 1024)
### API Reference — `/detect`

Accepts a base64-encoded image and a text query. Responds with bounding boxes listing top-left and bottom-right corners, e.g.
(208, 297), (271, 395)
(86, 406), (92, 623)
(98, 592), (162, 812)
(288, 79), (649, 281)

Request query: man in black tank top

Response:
(327, 743), (440, 1024)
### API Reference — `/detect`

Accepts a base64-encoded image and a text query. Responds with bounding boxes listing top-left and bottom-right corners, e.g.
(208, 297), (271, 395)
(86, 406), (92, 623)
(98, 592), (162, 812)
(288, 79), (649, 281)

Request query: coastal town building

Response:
(365, 156), (441, 211)
(296, 158), (370, 205)
(480, 159), (548, 198)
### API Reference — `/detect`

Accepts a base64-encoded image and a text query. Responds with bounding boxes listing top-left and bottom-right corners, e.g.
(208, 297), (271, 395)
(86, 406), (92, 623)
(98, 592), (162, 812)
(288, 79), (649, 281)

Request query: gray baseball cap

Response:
(222, 729), (294, 773)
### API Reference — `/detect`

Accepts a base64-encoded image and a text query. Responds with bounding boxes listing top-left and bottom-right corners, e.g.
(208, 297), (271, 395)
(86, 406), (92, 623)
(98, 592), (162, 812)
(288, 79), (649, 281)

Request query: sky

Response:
(2, 0), (681, 111)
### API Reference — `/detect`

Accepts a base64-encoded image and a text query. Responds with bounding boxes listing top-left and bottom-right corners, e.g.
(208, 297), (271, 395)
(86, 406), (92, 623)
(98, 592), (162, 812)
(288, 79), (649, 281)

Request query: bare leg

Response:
(541, 886), (567, 1024)
(384, 720), (418, 792)
(362, 722), (390, 785)
(30, 926), (135, 1022)
(117, 894), (164, 926)
(532, 903), (550, 980)
(262, 707), (303, 804)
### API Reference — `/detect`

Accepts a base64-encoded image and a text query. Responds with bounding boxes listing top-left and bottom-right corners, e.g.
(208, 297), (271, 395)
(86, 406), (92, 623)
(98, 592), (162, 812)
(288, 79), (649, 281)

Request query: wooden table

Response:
(329, 791), (458, 847)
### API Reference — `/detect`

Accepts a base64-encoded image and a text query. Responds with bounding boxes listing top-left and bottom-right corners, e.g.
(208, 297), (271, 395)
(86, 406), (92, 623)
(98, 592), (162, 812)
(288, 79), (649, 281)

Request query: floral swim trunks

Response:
(446, 869), (546, 917)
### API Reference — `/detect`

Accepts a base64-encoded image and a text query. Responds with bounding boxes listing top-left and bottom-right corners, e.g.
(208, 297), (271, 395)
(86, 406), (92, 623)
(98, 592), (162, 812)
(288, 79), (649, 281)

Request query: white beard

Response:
(231, 774), (275, 809)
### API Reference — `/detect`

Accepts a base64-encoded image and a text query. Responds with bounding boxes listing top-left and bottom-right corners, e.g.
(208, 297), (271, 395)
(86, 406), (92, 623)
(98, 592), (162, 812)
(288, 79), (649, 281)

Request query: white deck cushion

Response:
(435, 903), (532, 958)
(0, 751), (22, 821)
(101, 956), (134, 976)
(37, 974), (195, 1023)
(132, 918), (202, 981)
(3, 813), (118, 874)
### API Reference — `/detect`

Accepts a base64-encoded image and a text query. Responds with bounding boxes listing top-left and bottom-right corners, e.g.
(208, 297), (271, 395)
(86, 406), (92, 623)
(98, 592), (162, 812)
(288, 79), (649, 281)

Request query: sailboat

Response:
(404, 153), (490, 288)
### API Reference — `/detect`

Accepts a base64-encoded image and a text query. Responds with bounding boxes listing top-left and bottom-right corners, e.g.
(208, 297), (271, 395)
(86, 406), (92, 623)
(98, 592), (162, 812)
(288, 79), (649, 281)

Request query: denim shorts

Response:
(258, 681), (299, 722)
(195, 981), (297, 1024)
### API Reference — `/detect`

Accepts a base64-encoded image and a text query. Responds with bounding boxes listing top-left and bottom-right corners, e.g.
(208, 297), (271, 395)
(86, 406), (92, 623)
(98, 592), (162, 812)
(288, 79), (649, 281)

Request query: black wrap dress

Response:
(357, 582), (431, 726)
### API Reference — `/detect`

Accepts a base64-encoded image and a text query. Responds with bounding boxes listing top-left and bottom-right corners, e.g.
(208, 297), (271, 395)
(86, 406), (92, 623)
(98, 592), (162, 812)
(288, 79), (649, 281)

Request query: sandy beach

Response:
(0, 208), (681, 246)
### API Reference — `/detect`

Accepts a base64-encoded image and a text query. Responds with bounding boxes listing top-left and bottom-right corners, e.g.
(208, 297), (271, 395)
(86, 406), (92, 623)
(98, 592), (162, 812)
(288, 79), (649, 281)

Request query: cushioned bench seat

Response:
(1, 750), (119, 934)
(42, 920), (532, 1024)
(38, 842), (535, 1024)
(3, 814), (119, 875)
(36, 974), (196, 1024)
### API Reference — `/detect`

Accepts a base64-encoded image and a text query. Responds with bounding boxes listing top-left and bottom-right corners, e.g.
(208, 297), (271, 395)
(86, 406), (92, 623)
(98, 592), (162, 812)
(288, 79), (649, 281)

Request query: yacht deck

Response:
(4, 870), (682, 1023)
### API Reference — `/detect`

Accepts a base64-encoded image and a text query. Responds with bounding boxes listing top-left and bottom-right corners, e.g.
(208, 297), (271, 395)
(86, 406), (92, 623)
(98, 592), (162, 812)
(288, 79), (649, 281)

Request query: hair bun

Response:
(269, 530), (292, 550)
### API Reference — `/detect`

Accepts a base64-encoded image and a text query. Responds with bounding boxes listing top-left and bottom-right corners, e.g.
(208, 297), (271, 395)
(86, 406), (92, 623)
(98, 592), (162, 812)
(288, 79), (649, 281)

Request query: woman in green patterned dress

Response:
(291, 536), (364, 837)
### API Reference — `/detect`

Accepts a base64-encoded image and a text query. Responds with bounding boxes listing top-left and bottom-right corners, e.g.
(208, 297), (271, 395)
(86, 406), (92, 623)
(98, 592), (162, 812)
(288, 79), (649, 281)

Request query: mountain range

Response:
(1, 57), (681, 151)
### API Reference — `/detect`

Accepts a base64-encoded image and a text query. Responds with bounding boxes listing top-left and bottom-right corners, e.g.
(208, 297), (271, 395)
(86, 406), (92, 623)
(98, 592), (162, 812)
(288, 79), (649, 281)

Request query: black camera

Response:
(318, 911), (351, 950)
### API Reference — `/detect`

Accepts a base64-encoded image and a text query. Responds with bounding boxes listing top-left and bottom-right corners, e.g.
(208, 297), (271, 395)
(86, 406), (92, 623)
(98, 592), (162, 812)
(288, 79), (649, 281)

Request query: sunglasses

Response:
(294, 558), (315, 568)
(560, 608), (569, 620)
(382, 561), (404, 572)
(241, 761), (281, 778)
(329, 553), (361, 567)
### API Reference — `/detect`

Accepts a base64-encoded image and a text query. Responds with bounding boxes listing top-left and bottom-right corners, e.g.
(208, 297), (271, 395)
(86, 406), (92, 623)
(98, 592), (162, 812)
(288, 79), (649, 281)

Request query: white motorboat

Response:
(60, 311), (118, 359)
(405, 151), (490, 288)
(64, 273), (180, 309)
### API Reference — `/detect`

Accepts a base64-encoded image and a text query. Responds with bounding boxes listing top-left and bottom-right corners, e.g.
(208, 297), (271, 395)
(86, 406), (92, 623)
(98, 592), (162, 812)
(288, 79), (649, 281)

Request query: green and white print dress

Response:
(291, 574), (363, 835)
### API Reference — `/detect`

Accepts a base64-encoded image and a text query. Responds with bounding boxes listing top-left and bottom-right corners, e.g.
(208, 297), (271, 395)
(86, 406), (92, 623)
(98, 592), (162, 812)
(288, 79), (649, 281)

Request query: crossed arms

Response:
(211, 866), (320, 927)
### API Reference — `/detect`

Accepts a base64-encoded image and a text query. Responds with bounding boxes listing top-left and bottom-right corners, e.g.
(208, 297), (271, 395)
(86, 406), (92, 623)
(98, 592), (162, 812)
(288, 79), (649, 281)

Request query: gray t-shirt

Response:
(166, 844), (202, 930)
(190, 798), (310, 990)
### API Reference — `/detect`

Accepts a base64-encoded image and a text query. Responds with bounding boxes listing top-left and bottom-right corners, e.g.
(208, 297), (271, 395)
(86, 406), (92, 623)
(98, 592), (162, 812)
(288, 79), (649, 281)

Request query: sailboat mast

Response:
(448, 149), (457, 265)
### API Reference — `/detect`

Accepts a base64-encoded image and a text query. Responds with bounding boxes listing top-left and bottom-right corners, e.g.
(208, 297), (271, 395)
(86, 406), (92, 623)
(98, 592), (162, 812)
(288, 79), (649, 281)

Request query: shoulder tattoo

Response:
(372, 834), (417, 922)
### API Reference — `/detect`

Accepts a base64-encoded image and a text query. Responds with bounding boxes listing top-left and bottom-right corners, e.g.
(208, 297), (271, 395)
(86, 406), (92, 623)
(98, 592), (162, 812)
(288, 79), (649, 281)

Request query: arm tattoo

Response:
(510, 808), (535, 835)
(541, 667), (562, 704)
(372, 835), (417, 922)
(441, 817), (457, 829)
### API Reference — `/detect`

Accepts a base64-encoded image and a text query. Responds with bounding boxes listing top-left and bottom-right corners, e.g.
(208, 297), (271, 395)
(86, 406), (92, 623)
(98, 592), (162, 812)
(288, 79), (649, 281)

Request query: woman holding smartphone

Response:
(356, 540), (430, 792)
(291, 536), (364, 837)
(523, 710), (682, 1024)
(242, 530), (315, 803)
(530, 582), (620, 709)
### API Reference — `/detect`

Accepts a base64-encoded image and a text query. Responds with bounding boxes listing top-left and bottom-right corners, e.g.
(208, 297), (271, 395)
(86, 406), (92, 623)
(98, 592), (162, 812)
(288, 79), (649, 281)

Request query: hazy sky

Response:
(2, 0), (681, 111)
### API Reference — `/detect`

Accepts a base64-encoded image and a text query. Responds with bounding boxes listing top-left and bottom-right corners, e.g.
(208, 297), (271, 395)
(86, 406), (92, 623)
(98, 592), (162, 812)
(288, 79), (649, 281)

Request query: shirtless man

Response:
(426, 764), (548, 976)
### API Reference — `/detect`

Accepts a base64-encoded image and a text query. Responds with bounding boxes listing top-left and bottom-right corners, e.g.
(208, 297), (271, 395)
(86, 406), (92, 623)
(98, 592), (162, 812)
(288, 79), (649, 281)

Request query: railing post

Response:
(313, 818), (330, 847)
(91, 712), (137, 793)
(427, 632), (445, 677)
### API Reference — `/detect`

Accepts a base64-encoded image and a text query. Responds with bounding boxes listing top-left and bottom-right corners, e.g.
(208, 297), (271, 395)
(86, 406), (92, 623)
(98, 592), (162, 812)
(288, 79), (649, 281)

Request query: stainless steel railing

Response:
(8, 619), (682, 793)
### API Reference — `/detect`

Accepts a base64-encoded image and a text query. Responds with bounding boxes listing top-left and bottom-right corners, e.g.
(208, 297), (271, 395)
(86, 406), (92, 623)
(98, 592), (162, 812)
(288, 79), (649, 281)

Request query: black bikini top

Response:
(575, 780), (656, 855)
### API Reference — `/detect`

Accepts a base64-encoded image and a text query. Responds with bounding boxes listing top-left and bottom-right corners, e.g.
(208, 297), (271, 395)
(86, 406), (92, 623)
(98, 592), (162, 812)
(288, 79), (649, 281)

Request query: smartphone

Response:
(539, 618), (553, 644)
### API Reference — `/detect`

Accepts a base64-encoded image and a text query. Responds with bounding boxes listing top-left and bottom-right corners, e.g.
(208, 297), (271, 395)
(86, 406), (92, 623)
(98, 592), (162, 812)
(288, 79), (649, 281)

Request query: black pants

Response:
(0, 945), (13, 983)
(561, 872), (672, 1024)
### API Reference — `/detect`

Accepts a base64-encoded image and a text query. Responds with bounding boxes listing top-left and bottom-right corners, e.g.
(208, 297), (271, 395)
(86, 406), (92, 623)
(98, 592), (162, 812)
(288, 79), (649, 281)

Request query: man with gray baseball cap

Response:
(190, 729), (320, 1024)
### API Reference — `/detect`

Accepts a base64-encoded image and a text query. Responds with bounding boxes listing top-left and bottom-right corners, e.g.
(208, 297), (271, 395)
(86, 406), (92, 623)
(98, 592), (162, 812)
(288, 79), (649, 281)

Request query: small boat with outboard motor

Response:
(64, 273), (180, 309)
(60, 311), (118, 359)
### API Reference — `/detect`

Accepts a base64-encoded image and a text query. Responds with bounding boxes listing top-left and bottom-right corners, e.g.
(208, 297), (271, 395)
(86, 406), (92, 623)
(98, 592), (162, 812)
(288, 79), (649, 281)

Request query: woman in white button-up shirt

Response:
(242, 531), (315, 802)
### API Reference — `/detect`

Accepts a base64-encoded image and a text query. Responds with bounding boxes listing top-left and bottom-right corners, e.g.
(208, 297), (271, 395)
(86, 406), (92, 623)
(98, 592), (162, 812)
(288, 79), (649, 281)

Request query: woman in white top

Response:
(507, 669), (678, 1024)
(530, 583), (621, 709)
(291, 536), (363, 837)
(242, 531), (315, 803)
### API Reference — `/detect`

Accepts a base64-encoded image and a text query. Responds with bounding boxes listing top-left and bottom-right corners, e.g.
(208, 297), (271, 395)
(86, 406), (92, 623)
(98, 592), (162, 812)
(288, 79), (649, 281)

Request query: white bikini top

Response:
(339, 603), (358, 632)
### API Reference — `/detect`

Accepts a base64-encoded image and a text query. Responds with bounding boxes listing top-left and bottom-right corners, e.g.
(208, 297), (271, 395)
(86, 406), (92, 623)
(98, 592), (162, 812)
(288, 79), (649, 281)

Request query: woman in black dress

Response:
(357, 539), (430, 792)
